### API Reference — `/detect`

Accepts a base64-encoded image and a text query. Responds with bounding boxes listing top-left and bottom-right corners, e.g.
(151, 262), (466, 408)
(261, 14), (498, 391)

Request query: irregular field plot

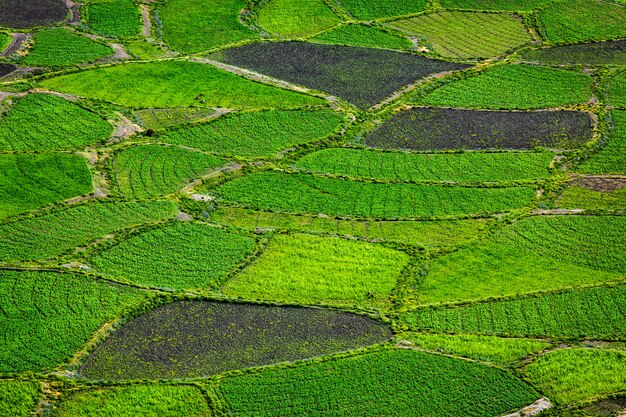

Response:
(52, 385), (211, 417)
(522, 40), (626, 66)
(0, 270), (148, 373)
(402, 284), (626, 339)
(160, 110), (344, 158)
(525, 349), (626, 404)
(222, 233), (409, 308)
(609, 72), (626, 109)
(0, 94), (112, 151)
(417, 215), (626, 303)
(22, 28), (113, 67)
(556, 184), (626, 211)
(439, 0), (552, 11)
(134, 108), (218, 131)
(80, 300), (392, 379)
(0, 64), (15, 78)
(218, 349), (539, 417)
(258, 0), (340, 38)
(386, 11), (531, 59)
(112, 144), (226, 199)
(86, 0), (141, 38)
(212, 171), (536, 218)
(311, 24), (413, 51)
(365, 108), (592, 151)
(295, 148), (554, 182)
(0, 153), (92, 219)
(336, 0), (427, 20)
(0, 380), (40, 417)
(217, 42), (469, 109)
(416, 64), (593, 110)
(89, 222), (256, 290)
(212, 207), (489, 247)
(0, 34), (9, 51)
(578, 110), (626, 173)
(0, 0), (67, 29)
(39, 61), (325, 109)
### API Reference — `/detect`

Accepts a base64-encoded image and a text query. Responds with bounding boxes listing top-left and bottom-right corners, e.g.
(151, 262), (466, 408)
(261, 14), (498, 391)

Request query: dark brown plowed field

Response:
(0, 0), (68, 29)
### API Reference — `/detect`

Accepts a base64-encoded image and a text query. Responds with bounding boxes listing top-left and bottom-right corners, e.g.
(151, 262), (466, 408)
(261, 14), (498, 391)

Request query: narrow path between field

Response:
(501, 398), (552, 417)
(140, 4), (152, 37)
(0, 33), (28, 58)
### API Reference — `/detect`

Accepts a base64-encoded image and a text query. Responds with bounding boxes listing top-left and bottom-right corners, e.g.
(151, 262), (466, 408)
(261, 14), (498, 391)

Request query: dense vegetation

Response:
(522, 40), (626, 66)
(578, 111), (626, 173)
(86, 0), (141, 38)
(22, 29), (113, 67)
(0, 0), (67, 28)
(336, 0), (426, 19)
(134, 108), (218, 131)
(0, 380), (40, 417)
(311, 24), (413, 51)
(439, 0), (552, 11)
(609, 72), (626, 109)
(257, 0), (341, 38)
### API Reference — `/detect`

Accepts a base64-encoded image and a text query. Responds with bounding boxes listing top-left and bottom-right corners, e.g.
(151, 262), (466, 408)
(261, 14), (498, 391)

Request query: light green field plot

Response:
(295, 148), (553, 182)
(39, 61), (325, 109)
(212, 171), (535, 218)
(0, 153), (92, 220)
(258, 0), (341, 38)
(89, 222), (256, 290)
(22, 28), (113, 67)
(417, 64), (593, 109)
(158, 0), (256, 53)
(312, 24), (412, 50)
(0, 201), (178, 263)
(525, 349), (626, 404)
(609, 72), (626, 109)
(222, 233), (409, 308)
(336, 0), (427, 20)
(400, 333), (551, 365)
(0, 94), (112, 151)
(386, 11), (531, 59)
(160, 110), (344, 158)
(402, 284), (626, 339)
(556, 185), (626, 211)
(539, 0), (626, 43)
(86, 0), (141, 38)
(0, 380), (40, 417)
(440, 0), (553, 11)
(0, 270), (148, 372)
(112, 145), (226, 199)
(212, 207), (489, 246)
(218, 349), (539, 417)
(417, 215), (626, 303)
(134, 108), (218, 131)
(125, 40), (169, 60)
(578, 111), (626, 174)
(52, 385), (211, 417)
(0, 33), (9, 51)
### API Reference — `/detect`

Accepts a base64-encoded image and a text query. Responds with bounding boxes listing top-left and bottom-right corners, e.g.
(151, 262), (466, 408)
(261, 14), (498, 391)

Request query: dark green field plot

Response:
(218, 349), (539, 417)
(257, 0), (341, 38)
(402, 284), (626, 339)
(556, 180), (626, 211)
(158, 0), (256, 53)
(0, 201), (178, 263)
(0, 64), (14, 78)
(159, 110), (344, 158)
(0, 0), (67, 28)
(0, 94), (112, 151)
(89, 222), (256, 290)
(216, 42), (469, 108)
(134, 108), (219, 131)
(0, 270), (148, 373)
(39, 61), (325, 109)
(609, 72), (626, 109)
(85, 0), (141, 38)
(578, 111), (626, 174)
(539, 0), (626, 43)
(439, 0), (553, 11)
(522, 40), (626, 66)
(22, 28), (113, 67)
(222, 233), (409, 308)
(336, 0), (426, 19)
(417, 64), (593, 109)
(112, 145), (226, 199)
(417, 215), (626, 304)
(212, 171), (535, 218)
(311, 24), (413, 51)
(295, 148), (554, 182)
(386, 11), (531, 59)
(52, 385), (211, 417)
(0, 380), (40, 417)
(365, 108), (593, 151)
(0, 153), (92, 219)
(80, 300), (392, 379)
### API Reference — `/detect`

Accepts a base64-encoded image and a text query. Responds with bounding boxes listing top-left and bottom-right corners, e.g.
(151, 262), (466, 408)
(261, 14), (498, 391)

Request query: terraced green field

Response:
(0, 380), (40, 417)
(336, 0), (427, 19)
(85, 0), (141, 38)
(257, 0), (341, 38)
(22, 29), (113, 67)
(311, 24), (413, 50)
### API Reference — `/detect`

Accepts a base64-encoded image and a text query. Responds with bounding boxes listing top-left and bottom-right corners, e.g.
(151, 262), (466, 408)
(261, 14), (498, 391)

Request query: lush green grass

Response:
(0, 380), (40, 417)
(0, 94), (112, 151)
(417, 64), (593, 109)
(212, 171), (536, 219)
(417, 215), (626, 304)
(311, 24), (412, 50)
(212, 207), (489, 247)
(401, 284), (626, 339)
(39, 61), (325, 109)
(0, 270), (148, 372)
(556, 186), (626, 211)
(258, 0), (341, 38)
(336, 0), (427, 19)
(160, 110), (344, 158)
(125, 40), (170, 60)
(578, 111), (626, 174)
(609, 72), (626, 109)
(386, 11), (531, 59)
(0, 153), (92, 220)
(525, 349), (626, 404)
(86, 0), (141, 38)
(158, 0), (256, 53)
(295, 148), (553, 182)
(52, 385), (211, 417)
(22, 28), (113, 67)
(0, 201), (178, 263)
(219, 349), (539, 417)
(134, 108), (218, 131)
(222, 233), (409, 308)
(112, 145), (226, 199)
(0, 33), (10, 51)
(440, 0), (553, 11)
(89, 222), (256, 290)
(539, 0), (626, 43)
(400, 333), (551, 365)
